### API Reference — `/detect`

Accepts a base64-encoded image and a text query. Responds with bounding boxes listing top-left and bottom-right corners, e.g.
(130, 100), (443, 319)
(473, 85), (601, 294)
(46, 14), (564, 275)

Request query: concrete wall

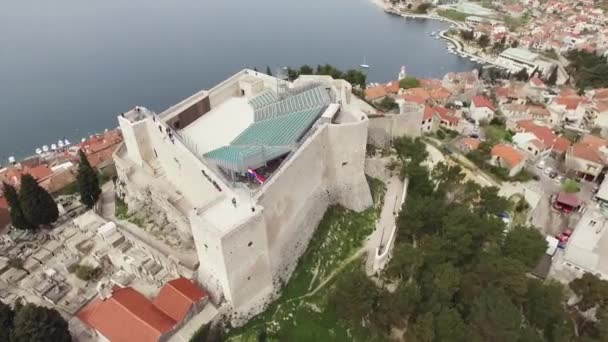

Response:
(367, 105), (424, 146)
(119, 116), (152, 168)
(327, 114), (373, 212)
(144, 119), (228, 208)
(202, 111), (372, 322)
(165, 95), (211, 130)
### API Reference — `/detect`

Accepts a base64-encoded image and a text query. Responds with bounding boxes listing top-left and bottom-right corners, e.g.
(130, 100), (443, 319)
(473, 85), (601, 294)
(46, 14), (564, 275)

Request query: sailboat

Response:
(360, 56), (370, 69)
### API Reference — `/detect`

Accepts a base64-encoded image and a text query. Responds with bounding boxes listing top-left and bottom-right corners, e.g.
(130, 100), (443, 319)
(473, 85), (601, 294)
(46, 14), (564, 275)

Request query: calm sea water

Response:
(0, 0), (477, 161)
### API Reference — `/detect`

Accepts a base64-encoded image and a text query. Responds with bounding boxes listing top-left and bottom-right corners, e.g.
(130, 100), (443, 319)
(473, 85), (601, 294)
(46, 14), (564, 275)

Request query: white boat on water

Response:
(42, 145), (49, 153)
(51, 144), (57, 151)
(64, 139), (70, 146)
(430, 31), (436, 36)
(35, 148), (42, 155)
(360, 56), (370, 69)
(58, 140), (64, 148)
(8, 157), (15, 164)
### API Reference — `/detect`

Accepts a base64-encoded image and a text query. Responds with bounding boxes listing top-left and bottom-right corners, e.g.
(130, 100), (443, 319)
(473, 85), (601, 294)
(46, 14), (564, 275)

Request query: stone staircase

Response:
(148, 159), (166, 179)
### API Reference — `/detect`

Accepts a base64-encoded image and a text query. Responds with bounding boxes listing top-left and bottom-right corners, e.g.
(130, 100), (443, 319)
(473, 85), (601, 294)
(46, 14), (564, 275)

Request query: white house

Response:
(470, 95), (496, 122)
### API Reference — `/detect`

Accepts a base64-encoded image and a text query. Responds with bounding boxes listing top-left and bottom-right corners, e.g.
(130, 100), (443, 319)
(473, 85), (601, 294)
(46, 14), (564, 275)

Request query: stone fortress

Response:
(113, 69), (373, 321)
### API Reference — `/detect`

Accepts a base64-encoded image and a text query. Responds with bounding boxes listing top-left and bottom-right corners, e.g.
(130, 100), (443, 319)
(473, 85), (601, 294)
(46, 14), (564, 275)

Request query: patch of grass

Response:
(511, 169), (538, 182)
(74, 264), (101, 281)
(437, 9), (468, 22)
(227, 178), (385, 341)
(485, 125), (513, 143)
(57, 182), (79, 196)
(115, 195), (128, 219)
(128, 216), (146, 228)
(508, 194), (530, 226)
(562, 179), (580, 193)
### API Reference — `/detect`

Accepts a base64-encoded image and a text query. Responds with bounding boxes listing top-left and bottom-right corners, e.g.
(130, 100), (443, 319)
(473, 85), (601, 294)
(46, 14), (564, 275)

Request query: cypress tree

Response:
(547, 67), (558, 86)
(77, 149), (101, 208)
(2, 182), (33, 230)
(19, 174), (58, 227)
(266, 65), (273, 76)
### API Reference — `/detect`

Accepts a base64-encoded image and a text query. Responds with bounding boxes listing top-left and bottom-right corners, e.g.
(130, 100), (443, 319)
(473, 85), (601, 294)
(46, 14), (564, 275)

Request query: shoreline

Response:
(368, 0), (499, 68)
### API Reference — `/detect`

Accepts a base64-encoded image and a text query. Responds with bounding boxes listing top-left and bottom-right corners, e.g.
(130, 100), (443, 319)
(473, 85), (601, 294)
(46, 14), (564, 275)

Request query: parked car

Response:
(556, 233), (570, 243)
(537, 160), (546, 169)
(549, 171), (558, 179)
(544, 166), (553, 175)
(554, 175), (564, 184)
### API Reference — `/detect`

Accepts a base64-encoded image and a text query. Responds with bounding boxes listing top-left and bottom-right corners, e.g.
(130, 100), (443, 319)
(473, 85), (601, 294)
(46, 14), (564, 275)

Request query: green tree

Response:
(416, 2), (432, 14)
(469, 288), (521, 342)
(524, 279), (570, 339)
(376, 97), (399, 112)
(460, 30), (474, 40)
(342, 69), (367, 88)
(513, 68), (529, 81)
(265, 66), (272, 76)
(298, 65), (314, 75)
(434, 307), (469, 342)
(286, 67), (299, 81)
(406, 312), (435, 342)
(570, 273), (608, 311)
(19, 174), (58, 227)
(0, 302), (14, 342)
(547, 67), (557, 86)
(478, 34), (490, 48)
(503, 225), (546, 268)
(2, 182), (33, 230)
(330, 265), (378, 325)
(517, 326), (544, 342)
(511, 40), (519, 48)
(399, 76), (421, 89)
(77, 150), (102, 208)
(11, 303), (71, 342)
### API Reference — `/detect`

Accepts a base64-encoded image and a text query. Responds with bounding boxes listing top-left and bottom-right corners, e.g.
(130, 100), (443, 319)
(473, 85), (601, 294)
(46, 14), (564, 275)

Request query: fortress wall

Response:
(145, 119), (226, 207)
(257, 126), (331, 282)
(326, 116), (373, 212)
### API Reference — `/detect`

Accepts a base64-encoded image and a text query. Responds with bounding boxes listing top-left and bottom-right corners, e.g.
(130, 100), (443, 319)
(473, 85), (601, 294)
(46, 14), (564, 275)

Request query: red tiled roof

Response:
(472, 95), (496, 111)
(556, 96), (584, 110)
(556, 192), (580, 207)
(0, 197), (9, 229)
(365, 85), (388, 101)
(530, 76), (545, 87)
(553, 137), (571, 153)
(580, 135), (608, 150)
(78, 287), (176, 342)
(423, 106), (435, 120)
(399, 94), (426, 105)
(527, 105), (550, 117)
(459, 137), (480, 150)
(385, 81), (400, 94)
(570, 142), (604, 164)
(492, 144), (525, 169)
(26, 165), (52, 181)
(153, 278), (208, 322)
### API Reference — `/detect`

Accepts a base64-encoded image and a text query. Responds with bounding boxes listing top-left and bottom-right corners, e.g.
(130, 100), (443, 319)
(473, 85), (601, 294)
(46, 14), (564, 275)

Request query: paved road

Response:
(365, 175), (405, 275)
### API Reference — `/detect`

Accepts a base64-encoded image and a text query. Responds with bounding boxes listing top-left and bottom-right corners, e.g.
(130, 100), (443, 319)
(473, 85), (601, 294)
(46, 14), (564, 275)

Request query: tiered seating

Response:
(232, 107), (324, 146)
(204, 87), (330, 173)
(248, 90), (277, 110)
(254, 87), (331, 121)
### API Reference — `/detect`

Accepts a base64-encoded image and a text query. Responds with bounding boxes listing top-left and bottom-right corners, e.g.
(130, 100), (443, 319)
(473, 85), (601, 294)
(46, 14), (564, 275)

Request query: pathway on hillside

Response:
(365, 176), (404, 275)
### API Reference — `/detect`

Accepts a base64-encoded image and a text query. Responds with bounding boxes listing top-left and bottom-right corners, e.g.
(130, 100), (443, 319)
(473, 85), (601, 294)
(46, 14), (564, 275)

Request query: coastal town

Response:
(3, 0), (608, 341)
